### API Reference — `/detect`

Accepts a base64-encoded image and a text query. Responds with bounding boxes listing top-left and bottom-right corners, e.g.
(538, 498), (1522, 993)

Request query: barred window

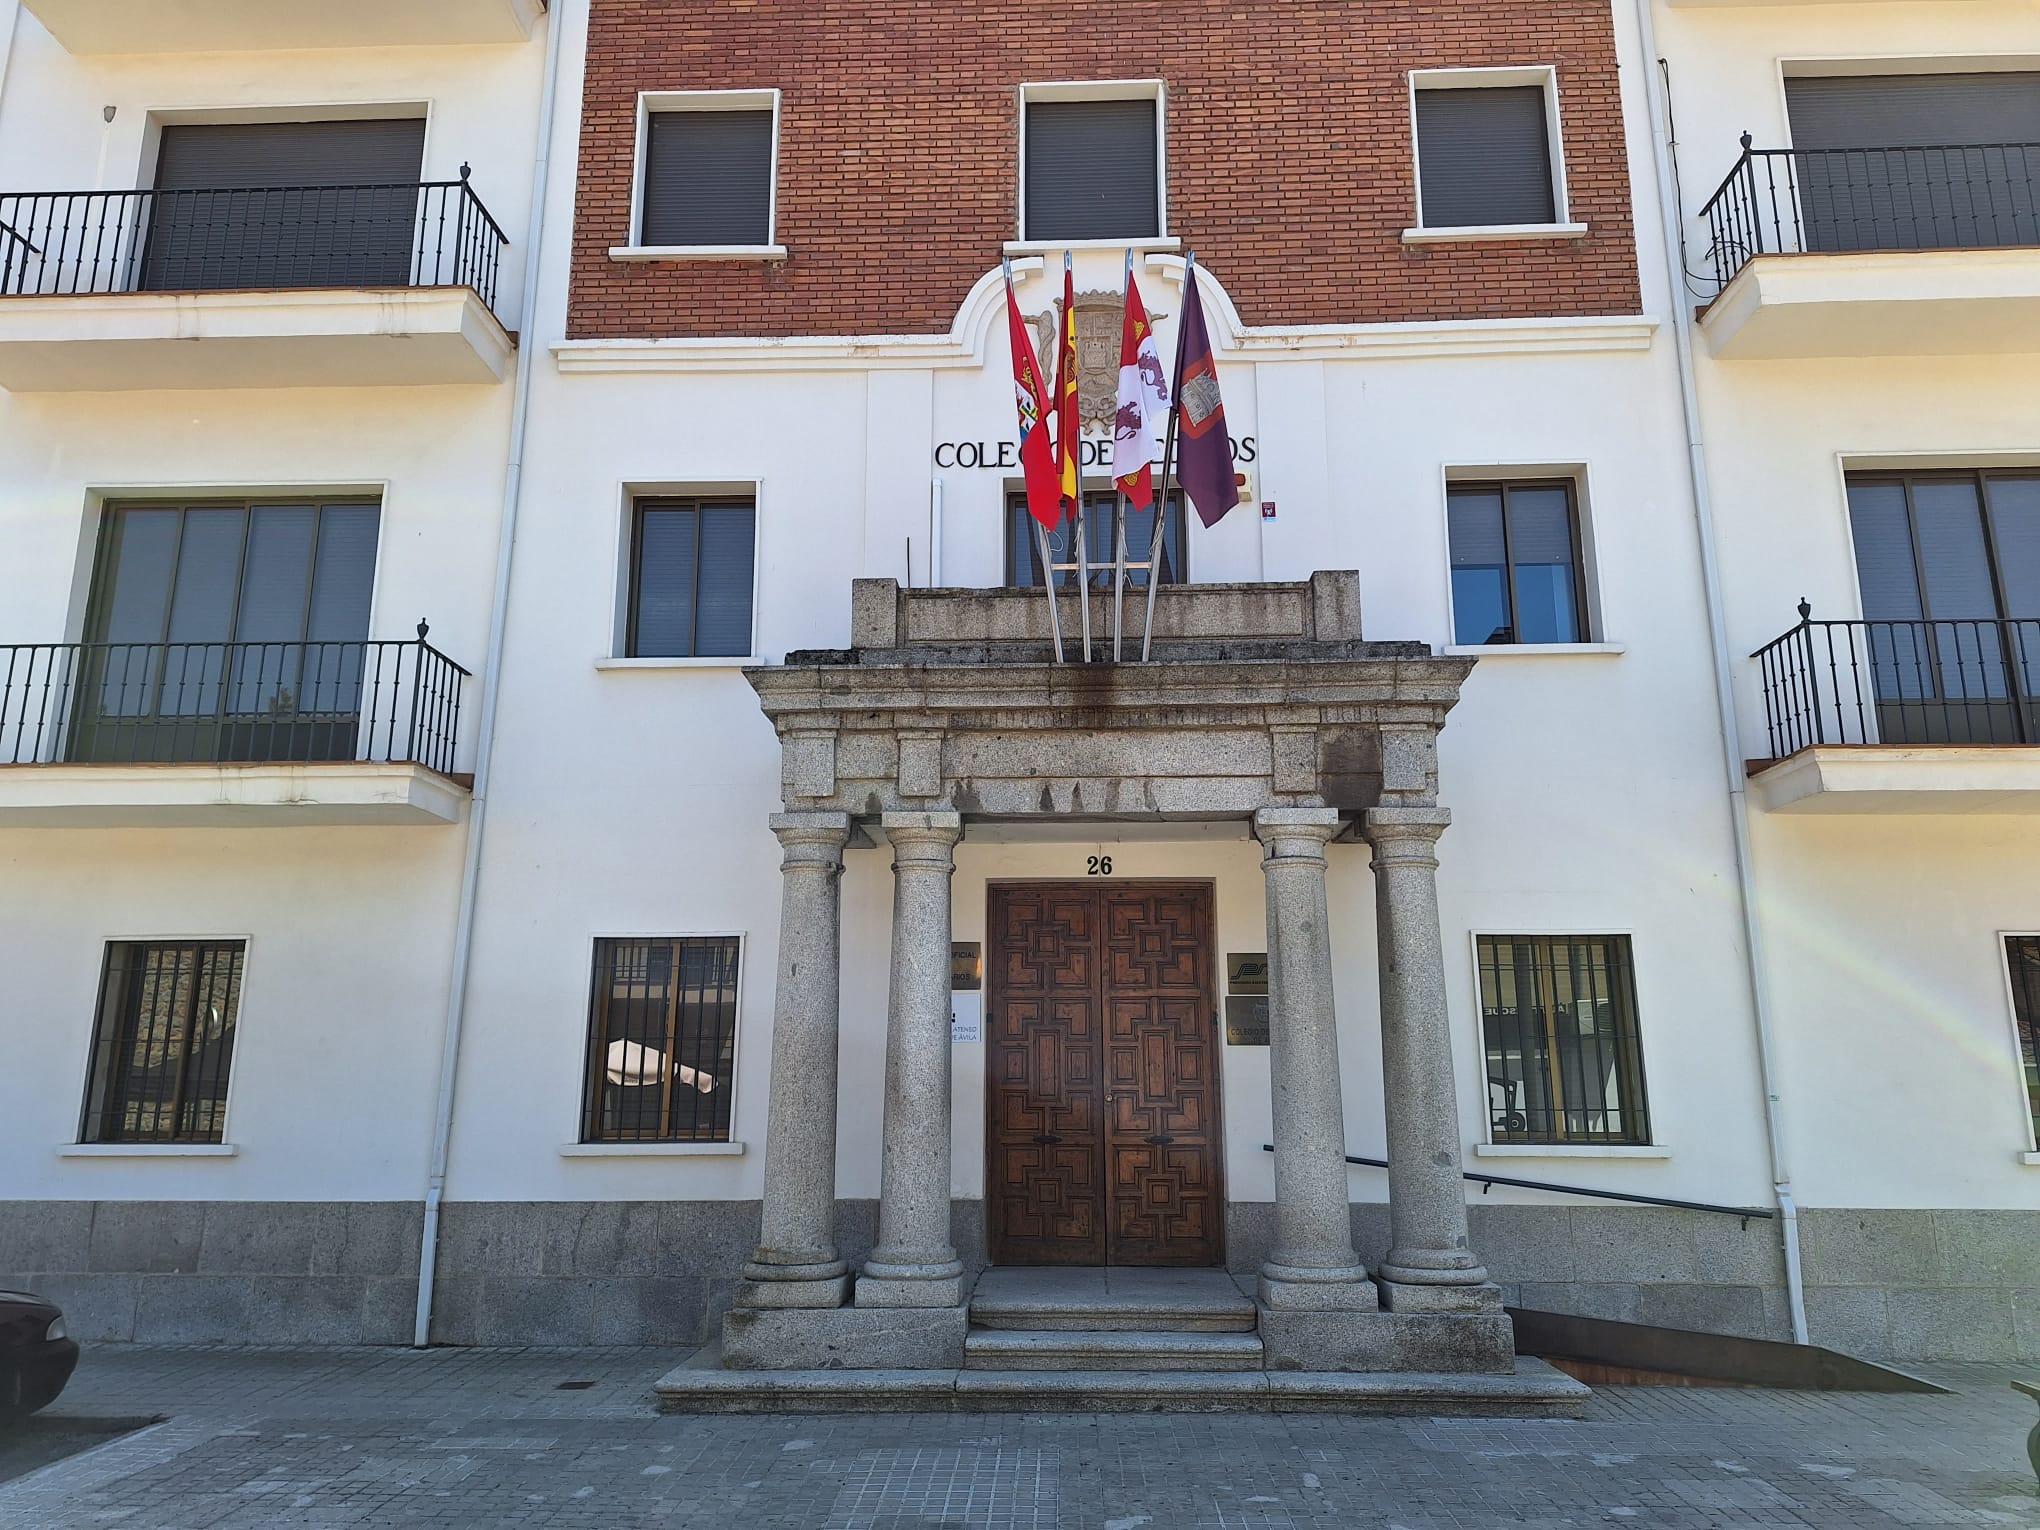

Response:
(2007, 936), (2040, 1145)
(581, 937), (739, 1143)
(81, 941), (245, 1144)
(1477, 935), (1649, 1146)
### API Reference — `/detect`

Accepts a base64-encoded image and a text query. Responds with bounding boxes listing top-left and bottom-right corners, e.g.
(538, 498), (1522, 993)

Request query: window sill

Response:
(2020, 1151), (2040, 1167)
(609, 245), (787, 263)
(558, 1141), (747, 1158)
(1473, 1143), (1670, 1160)
(595, 656), (759, 670)
(1444, 642), (1625, 658)
(1402, 223), (1589, 245)
(1003, 237), (1180, 256)
(60, 1143), (239, 1158)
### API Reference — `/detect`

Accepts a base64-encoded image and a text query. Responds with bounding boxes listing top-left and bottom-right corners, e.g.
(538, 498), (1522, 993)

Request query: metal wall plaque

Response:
(1225, 995), (1270, 1046)
(951, 941), (982, 991)
(1227, 952), (1269, 994)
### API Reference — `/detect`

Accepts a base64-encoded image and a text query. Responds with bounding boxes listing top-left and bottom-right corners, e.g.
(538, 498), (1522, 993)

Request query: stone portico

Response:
(714, 572), (1527, 1386)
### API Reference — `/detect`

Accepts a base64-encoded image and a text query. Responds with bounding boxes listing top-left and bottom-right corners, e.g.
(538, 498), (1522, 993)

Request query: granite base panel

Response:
(1258, 1309), (1517, 1375)
(3, 1199), (2032, 1357)
(721, 1303), (970, 1369)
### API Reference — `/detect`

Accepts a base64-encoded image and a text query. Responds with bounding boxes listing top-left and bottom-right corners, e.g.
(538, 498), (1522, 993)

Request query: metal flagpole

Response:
(1141, 250), (1195, 662)
(1064, 253), (1091, 664)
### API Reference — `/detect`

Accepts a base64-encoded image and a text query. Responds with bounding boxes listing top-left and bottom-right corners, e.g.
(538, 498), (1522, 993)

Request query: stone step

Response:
(968, 1268), (1258, 1333)
(655, 1348), (1593, 1417)
(963, 1327), (1265, 1372)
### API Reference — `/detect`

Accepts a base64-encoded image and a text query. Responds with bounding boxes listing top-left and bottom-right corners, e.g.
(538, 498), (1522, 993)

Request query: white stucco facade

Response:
(0, 0), (2033, 1360)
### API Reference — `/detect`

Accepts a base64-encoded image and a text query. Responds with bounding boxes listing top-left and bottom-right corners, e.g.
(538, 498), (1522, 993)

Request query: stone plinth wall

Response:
(4, 1199), (2031, 1358)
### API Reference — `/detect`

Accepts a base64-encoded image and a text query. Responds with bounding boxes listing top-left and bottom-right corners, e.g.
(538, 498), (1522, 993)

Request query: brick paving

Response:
(0, 1346), (2034, 1528)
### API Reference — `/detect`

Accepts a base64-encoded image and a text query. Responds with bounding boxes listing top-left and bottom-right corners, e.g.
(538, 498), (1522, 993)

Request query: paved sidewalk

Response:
(0, 1345), (2033, 1528)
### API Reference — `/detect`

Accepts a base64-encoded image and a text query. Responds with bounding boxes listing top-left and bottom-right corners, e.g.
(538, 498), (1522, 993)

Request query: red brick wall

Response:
(569, 0), (1641, 338)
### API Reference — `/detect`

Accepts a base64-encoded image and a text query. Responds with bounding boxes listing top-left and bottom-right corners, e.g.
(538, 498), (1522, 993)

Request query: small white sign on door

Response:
(949, 990), (982, 1043)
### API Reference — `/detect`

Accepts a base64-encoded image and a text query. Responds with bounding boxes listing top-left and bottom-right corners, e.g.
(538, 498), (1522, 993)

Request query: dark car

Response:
(0, 1291), (78, 1420)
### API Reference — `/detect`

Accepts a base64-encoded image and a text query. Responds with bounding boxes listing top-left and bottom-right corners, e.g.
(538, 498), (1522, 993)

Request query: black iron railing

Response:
(1752, 602), (2040, 759)
(0, 623), (469, 775)
(1701, 136), (2040, 291)
(0, 169), (508, 315)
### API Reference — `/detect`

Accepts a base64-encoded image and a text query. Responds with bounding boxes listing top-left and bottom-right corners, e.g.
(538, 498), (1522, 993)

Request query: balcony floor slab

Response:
(0, 287), (513, 391)
(0, 760), (469, 826)
(1702, 249), (2040, 360)
(22, 0), (543, 51)
(1748, 744), (2040, 814)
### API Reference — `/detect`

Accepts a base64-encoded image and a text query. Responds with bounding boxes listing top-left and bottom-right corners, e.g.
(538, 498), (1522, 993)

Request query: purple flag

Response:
(1171, 261), (1239, 529)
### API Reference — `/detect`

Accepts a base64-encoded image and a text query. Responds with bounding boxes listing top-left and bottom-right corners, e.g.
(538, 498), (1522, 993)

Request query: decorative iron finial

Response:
(417, 619), (430, 640)
(1797, 598), (1812, 623)
(459, 162), (471, 182)
(1741, 131), (1754, 152)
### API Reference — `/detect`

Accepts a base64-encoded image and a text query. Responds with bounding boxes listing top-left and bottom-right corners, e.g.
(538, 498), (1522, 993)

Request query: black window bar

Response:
(0, 168), (509, 316)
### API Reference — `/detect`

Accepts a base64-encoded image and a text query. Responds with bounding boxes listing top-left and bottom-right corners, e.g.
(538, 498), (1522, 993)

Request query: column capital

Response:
(770, 811), (853, 868)
(1252, 806), (1342, 853)
(880, 810), (965, 852)
(1363, 805), (1451, 851)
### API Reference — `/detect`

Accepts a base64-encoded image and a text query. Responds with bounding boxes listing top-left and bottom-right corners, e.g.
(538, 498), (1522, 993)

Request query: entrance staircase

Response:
(657, 1267), (1592, 1415)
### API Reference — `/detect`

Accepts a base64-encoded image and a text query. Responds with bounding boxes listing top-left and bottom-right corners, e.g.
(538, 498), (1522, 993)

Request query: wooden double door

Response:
(986, 882), (1225, 1267)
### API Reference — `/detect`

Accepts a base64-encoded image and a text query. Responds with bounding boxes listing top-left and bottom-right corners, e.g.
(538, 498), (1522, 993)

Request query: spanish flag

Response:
(1002, 259), (1062, 531)
(1053, 251), (1080, 508)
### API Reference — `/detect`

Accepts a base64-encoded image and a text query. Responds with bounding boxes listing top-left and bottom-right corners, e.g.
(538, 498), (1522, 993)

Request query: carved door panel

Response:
(987, 882), (1223, 1267)
(1102, 886), (1224, 1267)
(986, 885), (1107, 1265)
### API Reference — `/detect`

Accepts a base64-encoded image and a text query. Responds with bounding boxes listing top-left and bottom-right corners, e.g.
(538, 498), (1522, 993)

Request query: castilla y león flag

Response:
(1002, 261), (1062, 530)
(1172, 261), (1239, 529)
(1112, 270), (1169, 510)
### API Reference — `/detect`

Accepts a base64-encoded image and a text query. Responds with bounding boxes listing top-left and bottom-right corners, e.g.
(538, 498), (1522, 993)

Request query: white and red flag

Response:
(1003, 259), (1062, 530)
(1111, 266), (1170, 509)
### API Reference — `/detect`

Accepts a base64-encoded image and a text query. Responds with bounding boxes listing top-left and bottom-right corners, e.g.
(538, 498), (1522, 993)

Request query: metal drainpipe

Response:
(1630, 0), (1808, 1343)
(411, 0), (569, 1349)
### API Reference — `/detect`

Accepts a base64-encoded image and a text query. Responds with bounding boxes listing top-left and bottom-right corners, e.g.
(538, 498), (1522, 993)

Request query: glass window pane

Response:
(694, 505), (756, 657)
(96, 510), (182, 644)
(632, 507), (699, 657)
(1506, 486), (1581, 644)
(235, 506), (317, 641)
(1847, 480), (1926, 621)
(1986, 475), (2040, 616)
(1448, 489), (1510, 644)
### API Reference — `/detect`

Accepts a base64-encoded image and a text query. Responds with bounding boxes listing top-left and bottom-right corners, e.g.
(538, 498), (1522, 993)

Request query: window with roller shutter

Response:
(1414, 82), (1560, 230)
(638, 105), (776, 248)
(626, 496), (758, 659)
(1021, 93), (1161, 242)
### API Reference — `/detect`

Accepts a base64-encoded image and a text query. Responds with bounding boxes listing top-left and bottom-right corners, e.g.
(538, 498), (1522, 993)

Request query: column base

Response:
(1378, 1278), (1505, 1315)
(721, 1304), (969, 1370)
(734, 1274), (849, 1310)
(1258, 1272), (1380, 1313)
(855, 1270), (967, 1309)
(1259, 1309), (1517, 1376)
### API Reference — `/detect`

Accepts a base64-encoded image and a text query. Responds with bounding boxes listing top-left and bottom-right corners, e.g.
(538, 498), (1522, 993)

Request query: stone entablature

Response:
(747, 574), (1476, 821)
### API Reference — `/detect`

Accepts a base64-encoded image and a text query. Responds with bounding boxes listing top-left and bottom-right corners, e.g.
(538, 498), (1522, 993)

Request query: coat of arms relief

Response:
(1028, 292), (1167, 434)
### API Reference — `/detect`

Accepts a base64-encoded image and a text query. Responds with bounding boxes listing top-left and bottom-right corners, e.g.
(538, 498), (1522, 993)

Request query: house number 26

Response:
(1086, 855), (1113, 876)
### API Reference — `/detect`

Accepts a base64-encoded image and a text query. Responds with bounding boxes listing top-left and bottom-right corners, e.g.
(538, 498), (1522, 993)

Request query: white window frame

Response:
(598, 479), (764, 667)
(1008, 79), (1178, 253)
(1465, 927), (1665, 1157)
(1438, 464), (1619, 656)
(1997, 930), (2040, 1162)
(612, 89), (785, 262)
(1404, 66), (1587, 244)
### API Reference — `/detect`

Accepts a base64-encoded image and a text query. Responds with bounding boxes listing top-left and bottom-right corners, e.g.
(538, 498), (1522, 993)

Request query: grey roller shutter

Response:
(146, 119), (426, 291)
(1784, 75), (2040, 251)
(1416, 87), (1556, 229)
(1024, 99), (1160, 241)
(630, 499), (756, 658)
(642, 110), (774, 247)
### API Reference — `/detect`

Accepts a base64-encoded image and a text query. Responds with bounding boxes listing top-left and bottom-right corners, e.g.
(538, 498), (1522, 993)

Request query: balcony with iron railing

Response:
(0, 624), (473, 825)
(1746, 602), (2040, 812)
(0, 170), (515, 390)
(1696, 136), (2040, 358)
(22, 0), (544, 52)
